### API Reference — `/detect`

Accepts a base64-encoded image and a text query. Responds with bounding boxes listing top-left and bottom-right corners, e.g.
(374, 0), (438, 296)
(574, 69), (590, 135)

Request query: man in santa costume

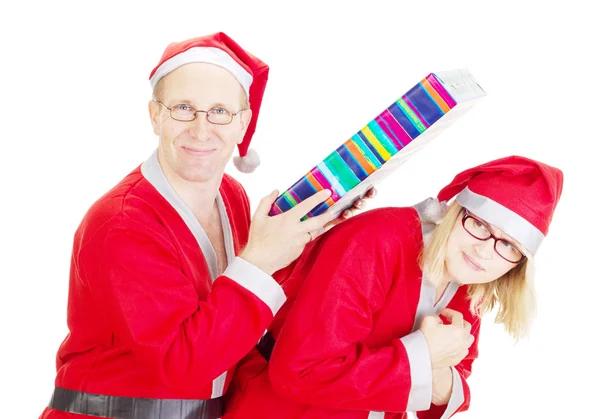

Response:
(39, 32), (372, 419)
(224, 155), (563, 419)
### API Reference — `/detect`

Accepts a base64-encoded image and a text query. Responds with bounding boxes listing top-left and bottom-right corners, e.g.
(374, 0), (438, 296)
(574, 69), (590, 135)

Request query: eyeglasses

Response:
(462, 210), (526, 264)
(154, 100), (247, 125)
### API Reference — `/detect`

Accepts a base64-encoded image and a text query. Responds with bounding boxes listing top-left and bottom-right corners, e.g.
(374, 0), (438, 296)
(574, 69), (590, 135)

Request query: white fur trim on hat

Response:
(233, 148), (260, 173)
(150, 47), (253, 98)
(456, 186), (545, 254)
(412, 197), (448, 225)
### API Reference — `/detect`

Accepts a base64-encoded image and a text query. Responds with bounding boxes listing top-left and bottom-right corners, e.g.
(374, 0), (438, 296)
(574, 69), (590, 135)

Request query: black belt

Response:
(256, 331), (276, 362)
(49, 387), (224, 419)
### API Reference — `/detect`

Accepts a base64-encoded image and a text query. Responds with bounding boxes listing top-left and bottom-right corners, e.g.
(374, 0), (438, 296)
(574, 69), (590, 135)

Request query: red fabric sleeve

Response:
(78, 211), (276, 394)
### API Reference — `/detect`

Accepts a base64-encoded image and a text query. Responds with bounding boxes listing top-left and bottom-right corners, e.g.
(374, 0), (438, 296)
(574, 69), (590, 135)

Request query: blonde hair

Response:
(419, 200), (537, 340)
(152, 79), (165, 102)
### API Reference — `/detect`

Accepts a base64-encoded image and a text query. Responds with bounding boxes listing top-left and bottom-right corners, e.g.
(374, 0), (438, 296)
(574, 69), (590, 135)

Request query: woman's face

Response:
(445, 210), (524, 285)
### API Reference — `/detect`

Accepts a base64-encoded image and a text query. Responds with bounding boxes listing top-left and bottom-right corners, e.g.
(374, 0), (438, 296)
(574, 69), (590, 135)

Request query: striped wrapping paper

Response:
(269, 69), (486, 219)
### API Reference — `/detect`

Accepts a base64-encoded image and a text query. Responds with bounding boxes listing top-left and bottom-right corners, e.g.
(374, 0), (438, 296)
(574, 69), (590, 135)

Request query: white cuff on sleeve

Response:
(439, 367), (465, 419)
(400, 330), (433, 411)
(222, 257), (286, 315)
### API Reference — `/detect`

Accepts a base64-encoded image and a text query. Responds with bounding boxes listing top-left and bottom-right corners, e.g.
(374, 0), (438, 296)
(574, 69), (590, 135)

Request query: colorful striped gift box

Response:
(269, 69), (486, 219)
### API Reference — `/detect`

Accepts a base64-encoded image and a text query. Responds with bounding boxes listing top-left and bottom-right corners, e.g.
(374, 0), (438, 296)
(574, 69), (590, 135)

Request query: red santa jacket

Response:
(40, 151), (286, 419)
(224, 206), (481, 419)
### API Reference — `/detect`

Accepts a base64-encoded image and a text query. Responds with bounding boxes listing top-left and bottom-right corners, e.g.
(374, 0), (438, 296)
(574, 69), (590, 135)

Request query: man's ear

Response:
(238, 108), (253, 145)
(149, 100), (161, 136)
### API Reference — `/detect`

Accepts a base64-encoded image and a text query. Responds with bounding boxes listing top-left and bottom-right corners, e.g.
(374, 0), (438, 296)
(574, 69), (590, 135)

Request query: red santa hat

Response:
(149, 32), (268, 173)
(437, 156), (564, 255)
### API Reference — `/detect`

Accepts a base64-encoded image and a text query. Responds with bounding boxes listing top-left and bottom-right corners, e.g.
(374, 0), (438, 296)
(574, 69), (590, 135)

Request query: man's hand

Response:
(321, 187), (377, 233)
(240, 189), (333, 275)
(419, 308), (474, 370)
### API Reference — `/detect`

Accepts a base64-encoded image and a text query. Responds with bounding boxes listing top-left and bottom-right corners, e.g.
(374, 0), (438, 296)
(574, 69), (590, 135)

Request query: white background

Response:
(1, 1), (597, 418)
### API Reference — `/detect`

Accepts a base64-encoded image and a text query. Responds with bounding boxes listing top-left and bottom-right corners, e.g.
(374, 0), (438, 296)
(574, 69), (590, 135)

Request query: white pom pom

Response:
(412, 197), (448, 225)
(233, 148), (261, 173)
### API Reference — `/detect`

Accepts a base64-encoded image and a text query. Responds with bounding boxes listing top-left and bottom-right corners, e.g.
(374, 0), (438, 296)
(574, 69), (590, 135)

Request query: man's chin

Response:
(180, 166), (223, 183)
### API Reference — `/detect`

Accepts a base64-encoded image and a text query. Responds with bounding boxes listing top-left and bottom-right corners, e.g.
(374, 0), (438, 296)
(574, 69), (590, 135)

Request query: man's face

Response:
(149, 62), (251, 184)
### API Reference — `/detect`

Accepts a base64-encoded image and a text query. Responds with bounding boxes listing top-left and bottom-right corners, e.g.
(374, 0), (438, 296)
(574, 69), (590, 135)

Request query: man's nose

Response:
(189, 113), (211, 139)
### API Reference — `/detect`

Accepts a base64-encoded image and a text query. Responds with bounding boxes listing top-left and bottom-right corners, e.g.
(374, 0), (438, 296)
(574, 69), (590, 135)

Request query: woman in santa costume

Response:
(224, 155), (564, 419)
